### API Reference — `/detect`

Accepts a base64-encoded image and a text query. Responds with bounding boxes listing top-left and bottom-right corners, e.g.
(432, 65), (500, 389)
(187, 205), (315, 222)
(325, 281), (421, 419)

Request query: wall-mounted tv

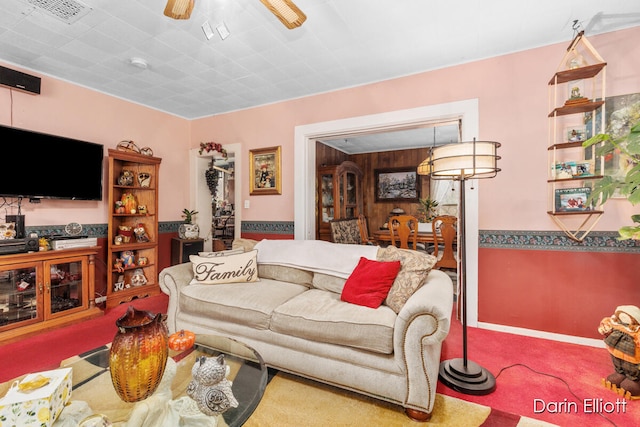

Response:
(0, 124), (104, 201)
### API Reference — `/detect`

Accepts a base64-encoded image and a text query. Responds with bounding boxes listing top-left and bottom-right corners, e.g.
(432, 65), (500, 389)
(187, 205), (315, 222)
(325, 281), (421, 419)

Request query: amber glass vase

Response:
(109, 306), (169, 402)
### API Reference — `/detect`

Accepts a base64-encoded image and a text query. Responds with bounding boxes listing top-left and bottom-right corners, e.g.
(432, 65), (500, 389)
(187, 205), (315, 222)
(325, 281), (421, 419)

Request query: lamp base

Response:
(439, 358), (496, 395)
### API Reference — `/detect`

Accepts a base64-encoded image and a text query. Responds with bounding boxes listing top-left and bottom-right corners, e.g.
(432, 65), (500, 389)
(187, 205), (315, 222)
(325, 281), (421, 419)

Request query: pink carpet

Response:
(1, 293), (639, 426)
(439, 316), (639, 427)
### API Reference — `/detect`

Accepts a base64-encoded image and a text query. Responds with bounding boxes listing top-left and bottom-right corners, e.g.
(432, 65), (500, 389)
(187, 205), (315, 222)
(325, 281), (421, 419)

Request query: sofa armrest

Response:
(158, 262), (194, 333)
(393, 269), (454, 413)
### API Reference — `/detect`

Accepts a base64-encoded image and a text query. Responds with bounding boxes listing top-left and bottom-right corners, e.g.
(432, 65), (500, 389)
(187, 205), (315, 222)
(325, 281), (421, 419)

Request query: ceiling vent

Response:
(25, 0), (92, 24)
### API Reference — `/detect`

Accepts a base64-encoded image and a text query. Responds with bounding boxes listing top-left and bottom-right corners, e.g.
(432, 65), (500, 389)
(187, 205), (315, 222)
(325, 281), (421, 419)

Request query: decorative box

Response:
(0, 367), (72, 427)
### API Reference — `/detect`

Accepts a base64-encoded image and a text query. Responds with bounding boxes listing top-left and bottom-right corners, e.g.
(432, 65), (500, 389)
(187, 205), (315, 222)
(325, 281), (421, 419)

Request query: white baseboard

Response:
(477, 322), (605, 348)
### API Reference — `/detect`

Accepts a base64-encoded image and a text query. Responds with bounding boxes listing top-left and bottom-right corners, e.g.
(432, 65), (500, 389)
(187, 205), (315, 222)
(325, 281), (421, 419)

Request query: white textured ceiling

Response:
(0, 0), (639, 124)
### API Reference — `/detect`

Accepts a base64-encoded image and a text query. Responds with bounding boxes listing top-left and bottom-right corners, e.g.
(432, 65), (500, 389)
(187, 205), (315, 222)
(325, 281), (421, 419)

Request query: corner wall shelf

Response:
(546, 31), (606, 243)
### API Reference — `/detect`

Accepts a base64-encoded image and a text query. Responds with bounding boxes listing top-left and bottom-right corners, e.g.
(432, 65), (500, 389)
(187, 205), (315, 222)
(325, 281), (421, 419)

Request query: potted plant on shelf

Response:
(179, 209), (200, 239)
(415, 197), (439, 232)
(583, 117), (640, 240)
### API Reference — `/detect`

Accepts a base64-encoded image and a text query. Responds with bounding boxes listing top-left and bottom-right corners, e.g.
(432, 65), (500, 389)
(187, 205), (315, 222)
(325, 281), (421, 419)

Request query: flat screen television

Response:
(0, 124), (104, 201)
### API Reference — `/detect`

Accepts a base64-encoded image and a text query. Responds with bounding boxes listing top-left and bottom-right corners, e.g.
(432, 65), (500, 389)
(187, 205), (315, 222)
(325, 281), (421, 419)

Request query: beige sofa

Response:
(159, 238), (453, 420)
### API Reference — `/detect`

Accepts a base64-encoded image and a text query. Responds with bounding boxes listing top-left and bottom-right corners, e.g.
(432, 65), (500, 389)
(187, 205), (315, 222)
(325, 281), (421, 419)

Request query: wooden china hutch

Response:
(317, 161), (363, 241)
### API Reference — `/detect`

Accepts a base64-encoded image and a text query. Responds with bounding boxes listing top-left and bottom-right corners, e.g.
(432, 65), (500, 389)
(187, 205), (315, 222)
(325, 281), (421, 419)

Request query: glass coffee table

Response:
(60, 334), (268, 426)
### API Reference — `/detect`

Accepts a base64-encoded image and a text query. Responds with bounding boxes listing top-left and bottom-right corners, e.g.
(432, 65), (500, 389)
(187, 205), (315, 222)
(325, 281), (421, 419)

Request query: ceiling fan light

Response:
(164, 0), (194, 20)
(259, 0), (307, 29)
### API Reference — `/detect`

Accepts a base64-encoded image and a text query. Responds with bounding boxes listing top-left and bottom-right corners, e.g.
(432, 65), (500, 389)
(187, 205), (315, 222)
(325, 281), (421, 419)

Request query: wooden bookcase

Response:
(106, 149), (162, 308)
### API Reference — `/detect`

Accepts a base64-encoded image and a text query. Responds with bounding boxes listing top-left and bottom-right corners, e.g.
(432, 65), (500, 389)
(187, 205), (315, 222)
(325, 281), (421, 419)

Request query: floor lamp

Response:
(418, 139), (500, 395)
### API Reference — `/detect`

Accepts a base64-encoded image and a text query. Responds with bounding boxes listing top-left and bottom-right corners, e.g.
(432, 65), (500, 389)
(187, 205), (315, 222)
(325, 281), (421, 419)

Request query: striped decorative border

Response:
(23, 223), (639, 253)
(241, 221), (295, 235)
(480, 230), (640, 253)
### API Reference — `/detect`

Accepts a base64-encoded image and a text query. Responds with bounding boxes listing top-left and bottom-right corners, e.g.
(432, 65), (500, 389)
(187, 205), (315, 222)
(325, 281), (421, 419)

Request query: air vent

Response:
(26, 0), (92, 24)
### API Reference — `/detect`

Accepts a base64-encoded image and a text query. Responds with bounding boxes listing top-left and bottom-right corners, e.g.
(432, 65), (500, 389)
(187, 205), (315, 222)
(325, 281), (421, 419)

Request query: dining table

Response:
(373, 229), (438, 246)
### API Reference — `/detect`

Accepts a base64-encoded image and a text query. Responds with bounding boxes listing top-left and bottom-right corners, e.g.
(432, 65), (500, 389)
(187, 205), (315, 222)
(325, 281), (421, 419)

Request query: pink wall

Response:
(0, 70), (191, 225)
(192, 27), (640, 231)
(0, 27), (638, 339)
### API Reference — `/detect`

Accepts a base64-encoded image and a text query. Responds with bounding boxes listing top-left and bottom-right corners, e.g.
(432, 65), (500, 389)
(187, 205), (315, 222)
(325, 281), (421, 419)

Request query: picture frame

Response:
(374, 167), (420, 202)
(565, 125), (586, 142)
(249, 146), (282, 195)
(554, 187), (592, 212)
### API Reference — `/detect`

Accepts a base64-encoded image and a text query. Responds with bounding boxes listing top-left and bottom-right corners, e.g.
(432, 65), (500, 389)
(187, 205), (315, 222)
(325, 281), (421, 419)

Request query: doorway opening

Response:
(293, 99), (481, 326)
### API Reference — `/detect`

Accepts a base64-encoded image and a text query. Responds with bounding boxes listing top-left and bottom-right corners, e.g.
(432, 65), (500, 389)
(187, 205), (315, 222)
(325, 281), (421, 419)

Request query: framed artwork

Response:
(249, 146), (282, 195)
(584, 92), (640, 197)
(374, 167), (420, 202)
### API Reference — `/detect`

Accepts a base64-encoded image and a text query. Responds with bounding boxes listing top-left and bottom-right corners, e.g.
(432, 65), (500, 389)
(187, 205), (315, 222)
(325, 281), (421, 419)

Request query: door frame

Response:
(293, 99), (481, 325)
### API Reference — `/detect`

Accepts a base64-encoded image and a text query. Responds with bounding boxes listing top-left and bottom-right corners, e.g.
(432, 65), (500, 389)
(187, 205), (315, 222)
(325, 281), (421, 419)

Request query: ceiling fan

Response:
(163, 0), (307, 29)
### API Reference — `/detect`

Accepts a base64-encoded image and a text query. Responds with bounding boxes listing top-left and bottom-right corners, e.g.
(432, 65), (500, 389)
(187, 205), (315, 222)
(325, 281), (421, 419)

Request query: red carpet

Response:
(439, 317), (640, 427)
(1, 294), (638, 426)
(0, 295), (169, 383)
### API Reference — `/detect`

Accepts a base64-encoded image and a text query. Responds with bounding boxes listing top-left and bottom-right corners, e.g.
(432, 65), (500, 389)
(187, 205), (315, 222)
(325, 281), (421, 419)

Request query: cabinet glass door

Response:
(321, 174), (334, 223)
(47, 259), (85, 316)
(0, 265), (40, 329)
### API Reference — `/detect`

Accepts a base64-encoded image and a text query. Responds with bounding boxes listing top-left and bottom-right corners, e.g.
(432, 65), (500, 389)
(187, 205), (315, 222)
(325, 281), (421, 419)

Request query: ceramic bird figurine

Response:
(186, 354), (238, 416)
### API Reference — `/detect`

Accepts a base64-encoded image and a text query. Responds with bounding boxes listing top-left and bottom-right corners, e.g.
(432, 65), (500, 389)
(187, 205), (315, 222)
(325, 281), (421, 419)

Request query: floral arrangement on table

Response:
(199, 141), (227, 158)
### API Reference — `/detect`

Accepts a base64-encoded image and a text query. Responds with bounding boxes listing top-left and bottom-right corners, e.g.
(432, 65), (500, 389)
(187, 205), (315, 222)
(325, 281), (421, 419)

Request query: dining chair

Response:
(357, 215), (376, 245)
(330, 217), (363, 244)
(388, 215), (420, 250)
(431, 215), (457, 269)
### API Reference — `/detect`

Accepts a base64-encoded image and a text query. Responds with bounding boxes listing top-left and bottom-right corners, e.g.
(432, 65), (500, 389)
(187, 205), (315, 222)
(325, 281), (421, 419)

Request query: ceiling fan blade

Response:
(164, 0), (195, 20)
(259, 0), (307, 29)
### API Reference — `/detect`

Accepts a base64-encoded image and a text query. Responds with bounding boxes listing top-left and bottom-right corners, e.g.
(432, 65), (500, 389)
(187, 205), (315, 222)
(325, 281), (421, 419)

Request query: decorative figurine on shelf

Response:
(115, 200), (126, 214)
(598, 305), (640, 399)
(121, 193), (138, 214)
(114, 274), (126, 291)
(130, 268), (147, 287)
(187, 354), (238, 416)
(137, 256), (148, 266)
(134, 223), (150, 243)
(120, 250), (136, 268)
(118, 170), (135, 186)
(114, 258), (125, 273)
(114, 235), (124, 245)
(138, 205), (148, 215)
(117, 225), (133, 243)
(137, 172), (151, 188)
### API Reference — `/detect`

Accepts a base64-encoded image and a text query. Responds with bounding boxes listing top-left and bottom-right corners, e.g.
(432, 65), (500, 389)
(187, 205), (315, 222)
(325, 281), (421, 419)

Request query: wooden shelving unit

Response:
(547, 32), (607, 242)
(106, 149), (161, 308)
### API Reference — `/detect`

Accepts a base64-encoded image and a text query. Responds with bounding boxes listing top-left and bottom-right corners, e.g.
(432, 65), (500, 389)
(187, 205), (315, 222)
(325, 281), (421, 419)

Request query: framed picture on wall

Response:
(249, 146), (282, 195)
(374, 167), (420, 202)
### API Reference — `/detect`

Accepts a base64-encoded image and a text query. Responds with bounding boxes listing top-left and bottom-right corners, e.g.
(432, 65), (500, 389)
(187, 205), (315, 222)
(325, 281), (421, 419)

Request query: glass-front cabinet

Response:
(317, 161), (363, 241)
(0, 248), (101, 344)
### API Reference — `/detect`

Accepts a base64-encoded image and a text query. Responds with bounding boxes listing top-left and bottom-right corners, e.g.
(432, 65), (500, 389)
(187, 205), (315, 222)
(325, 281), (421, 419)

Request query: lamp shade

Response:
(419, 140), (500, 179)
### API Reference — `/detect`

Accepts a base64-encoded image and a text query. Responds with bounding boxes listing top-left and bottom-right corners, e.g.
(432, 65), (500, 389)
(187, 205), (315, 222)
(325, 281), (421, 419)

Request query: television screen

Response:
(0, 125), (104, 200)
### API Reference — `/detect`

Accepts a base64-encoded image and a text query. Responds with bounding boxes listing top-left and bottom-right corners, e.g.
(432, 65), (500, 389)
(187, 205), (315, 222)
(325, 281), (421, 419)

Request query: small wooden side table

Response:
(171, 238), (204, 265)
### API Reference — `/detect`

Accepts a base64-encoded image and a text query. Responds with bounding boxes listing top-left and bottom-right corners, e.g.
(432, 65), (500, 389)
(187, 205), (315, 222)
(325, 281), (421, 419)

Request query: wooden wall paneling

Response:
(350, 148), (431, 233)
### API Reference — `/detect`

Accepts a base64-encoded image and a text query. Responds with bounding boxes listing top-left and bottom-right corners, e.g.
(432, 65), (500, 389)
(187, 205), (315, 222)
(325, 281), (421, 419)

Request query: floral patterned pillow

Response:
(377, 246), (436, 313)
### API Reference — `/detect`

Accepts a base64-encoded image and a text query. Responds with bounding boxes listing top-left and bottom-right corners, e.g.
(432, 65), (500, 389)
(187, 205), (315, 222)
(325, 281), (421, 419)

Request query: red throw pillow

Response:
(341, 257), (401, 308)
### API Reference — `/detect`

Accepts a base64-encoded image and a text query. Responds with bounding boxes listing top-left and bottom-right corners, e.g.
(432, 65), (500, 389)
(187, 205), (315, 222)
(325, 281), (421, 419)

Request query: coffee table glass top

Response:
(61, 334), (267, 426)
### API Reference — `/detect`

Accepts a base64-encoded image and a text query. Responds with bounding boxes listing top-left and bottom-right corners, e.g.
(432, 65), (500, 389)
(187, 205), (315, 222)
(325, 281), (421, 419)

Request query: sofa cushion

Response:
(341, 257), (401, 308)
(270, 289), (396, 354)
(189, 250), (258, 285)
(258, 264), (313, 287)
(377, 246), (437, 313)
(197, 249), (245, 257)
(232, 238), (259, 252)
(180, 279), (308, 329)
(311, 273), (346, 294)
